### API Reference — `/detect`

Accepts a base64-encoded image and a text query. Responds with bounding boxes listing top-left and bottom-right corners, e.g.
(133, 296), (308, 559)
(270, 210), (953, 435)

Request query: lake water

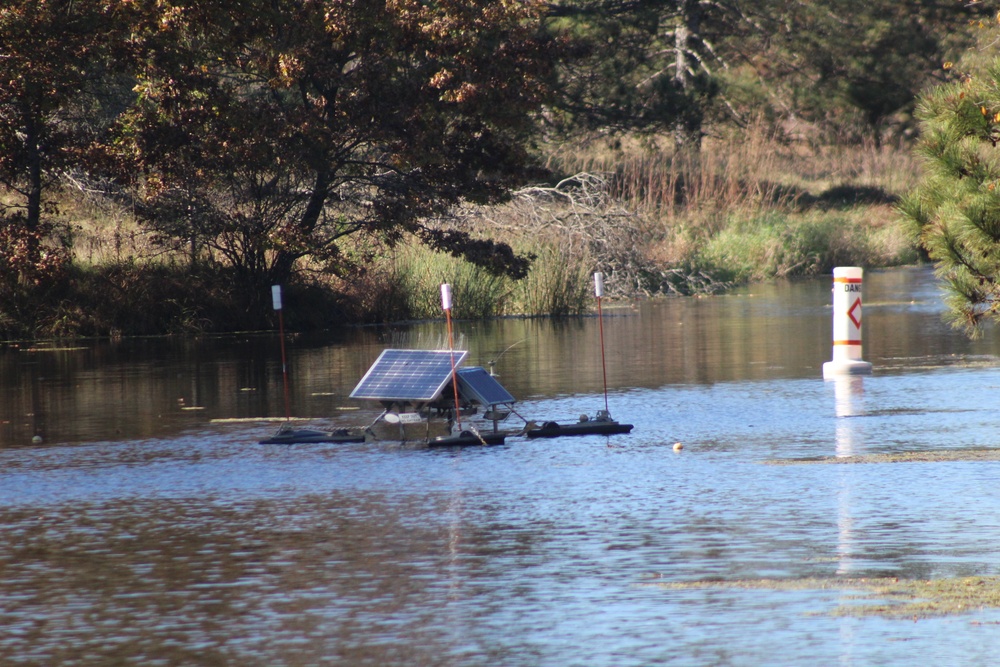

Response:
(3, 266), (1000, 665)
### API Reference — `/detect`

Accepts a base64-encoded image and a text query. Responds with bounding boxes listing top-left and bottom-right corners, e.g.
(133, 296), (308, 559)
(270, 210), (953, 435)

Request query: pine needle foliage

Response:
(901, 60), (1000, 336)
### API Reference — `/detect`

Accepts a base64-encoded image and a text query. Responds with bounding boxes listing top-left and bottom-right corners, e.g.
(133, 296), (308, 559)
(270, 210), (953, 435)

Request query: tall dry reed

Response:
(550, 121), (799, 220)
(548, 121), (920, 220)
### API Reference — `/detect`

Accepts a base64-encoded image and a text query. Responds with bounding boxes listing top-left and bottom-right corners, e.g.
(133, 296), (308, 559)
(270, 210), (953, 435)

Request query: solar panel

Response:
(350, 349), (468, 402)
(457, 367), (516, 406)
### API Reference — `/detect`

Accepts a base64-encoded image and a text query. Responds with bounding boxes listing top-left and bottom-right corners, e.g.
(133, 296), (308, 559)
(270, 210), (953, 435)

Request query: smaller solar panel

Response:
(350, 349), (468, 402)
(457, 367), (516, 406)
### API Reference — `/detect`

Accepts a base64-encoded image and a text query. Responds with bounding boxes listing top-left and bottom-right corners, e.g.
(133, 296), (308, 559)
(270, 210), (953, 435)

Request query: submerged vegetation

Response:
(766, 449), (1000, 465)
(646, 575), (1000, 620)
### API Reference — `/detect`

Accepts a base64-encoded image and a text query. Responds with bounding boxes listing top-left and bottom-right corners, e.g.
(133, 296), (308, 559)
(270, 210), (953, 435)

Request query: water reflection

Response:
(833, 376), (864, 576)
(2, 266), (995, 448)
(833, 376), (865, 455)
(4, 267), (1000, 666)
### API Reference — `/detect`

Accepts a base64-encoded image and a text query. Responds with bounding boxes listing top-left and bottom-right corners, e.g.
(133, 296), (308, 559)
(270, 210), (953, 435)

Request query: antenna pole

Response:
(272, 285), (291, 422)
(594, 272), (609, 414)
(441, 284), (463, 431)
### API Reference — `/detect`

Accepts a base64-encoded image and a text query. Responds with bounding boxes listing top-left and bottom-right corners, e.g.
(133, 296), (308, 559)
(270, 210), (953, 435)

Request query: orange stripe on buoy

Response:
(833, 277), (863, 283)
(833, 340), (862, 345)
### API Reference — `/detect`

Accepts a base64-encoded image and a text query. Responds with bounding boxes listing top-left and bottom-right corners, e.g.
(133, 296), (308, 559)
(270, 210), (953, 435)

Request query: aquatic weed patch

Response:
(764, 449), (1000, 465)
(642, 576), (1000, 619)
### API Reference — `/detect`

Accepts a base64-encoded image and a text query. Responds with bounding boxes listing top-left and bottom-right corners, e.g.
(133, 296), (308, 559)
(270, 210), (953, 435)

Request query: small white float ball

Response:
(672, 442), (683, 452)
(31, 435), (43, 444)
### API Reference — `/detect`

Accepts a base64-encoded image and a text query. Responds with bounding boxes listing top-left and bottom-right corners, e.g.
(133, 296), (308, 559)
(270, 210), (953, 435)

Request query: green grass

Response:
(357, 239), (593, 322)
(689, 208), (919, 283)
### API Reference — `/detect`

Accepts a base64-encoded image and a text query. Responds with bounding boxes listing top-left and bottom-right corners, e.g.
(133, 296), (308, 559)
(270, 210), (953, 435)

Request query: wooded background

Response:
(0, 0), (992, 336)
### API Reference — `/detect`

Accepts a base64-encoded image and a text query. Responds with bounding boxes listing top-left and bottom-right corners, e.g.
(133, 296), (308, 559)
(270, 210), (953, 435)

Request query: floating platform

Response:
(428, 431), (507, 447)
(260, 427), (365, 445)
(525, 419), (633, 439)
(348, 349), (518, 448)
(265, 349), (634, 447)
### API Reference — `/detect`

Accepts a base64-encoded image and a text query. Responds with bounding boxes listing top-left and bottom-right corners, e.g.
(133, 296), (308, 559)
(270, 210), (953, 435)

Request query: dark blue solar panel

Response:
(350, 349), (468, 401)
(457, 367), (516, 406)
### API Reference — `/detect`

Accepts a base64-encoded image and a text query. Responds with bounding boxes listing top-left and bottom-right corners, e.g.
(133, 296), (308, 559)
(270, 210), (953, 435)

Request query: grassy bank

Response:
(2, 129), (923, 338)
(546, 124), (921, 288)
(334, 240), (594, 322)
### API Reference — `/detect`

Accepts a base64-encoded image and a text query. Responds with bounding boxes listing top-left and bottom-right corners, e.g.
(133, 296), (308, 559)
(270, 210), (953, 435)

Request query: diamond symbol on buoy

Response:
(847, 298), (862, 329)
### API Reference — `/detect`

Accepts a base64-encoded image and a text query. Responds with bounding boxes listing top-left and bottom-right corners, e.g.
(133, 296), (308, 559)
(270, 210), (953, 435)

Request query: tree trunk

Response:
(673, 0), (703, 152)
(22, 100), (43, 266)
(24, 105), (42, 231)
(269, 166), (332, 285)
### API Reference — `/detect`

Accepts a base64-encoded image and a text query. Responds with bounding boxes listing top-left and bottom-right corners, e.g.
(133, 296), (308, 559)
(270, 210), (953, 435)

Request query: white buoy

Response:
(822, 267), (872, 378)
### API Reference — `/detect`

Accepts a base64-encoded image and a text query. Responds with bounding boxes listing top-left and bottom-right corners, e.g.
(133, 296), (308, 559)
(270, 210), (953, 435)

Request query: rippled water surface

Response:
(4, 267), (1000, 666)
